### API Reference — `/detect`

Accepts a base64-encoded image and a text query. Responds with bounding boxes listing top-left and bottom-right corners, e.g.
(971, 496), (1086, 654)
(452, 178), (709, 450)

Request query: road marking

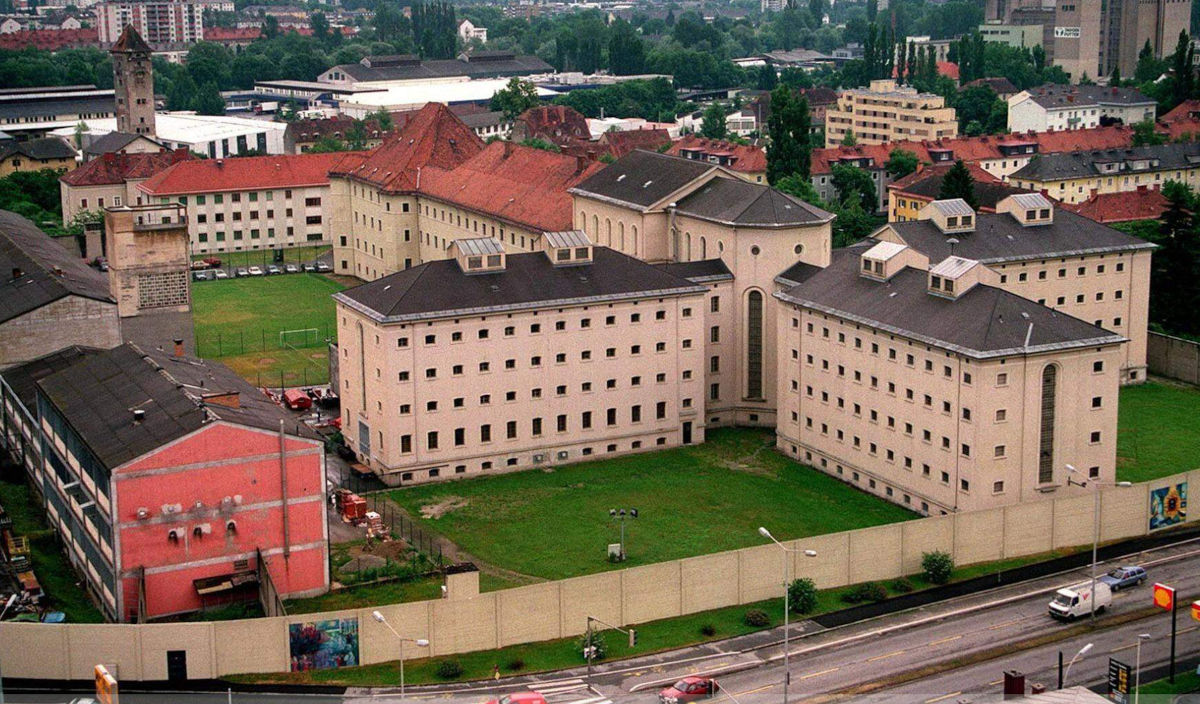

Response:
(989, 619), (1021, 630)
(925, 692), (963, 704)
(989, 679), (1004, 686)
(1111, 643), (1137, 653)
(733, 684), (779, 696)
(798, 667), (840, 680)
(1181, 626), (1198, 634)
(867, 649), (906, 662)
(928, 635), (963, 646)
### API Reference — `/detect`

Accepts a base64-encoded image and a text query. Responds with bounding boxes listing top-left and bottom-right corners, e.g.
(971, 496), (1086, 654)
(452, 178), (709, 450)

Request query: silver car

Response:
(267, 264), (282, 275)
(284, 263), (300, 273)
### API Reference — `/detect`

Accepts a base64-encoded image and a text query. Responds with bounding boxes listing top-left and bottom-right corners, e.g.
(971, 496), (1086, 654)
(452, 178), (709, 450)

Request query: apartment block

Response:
(1008, 141), (1200, 204)
(824, 79), (958, 148)
(59, 150), (193, 225)
(334, 235), (709, 485)
(96, 0), (204, 45)
(0, 343), (328, 621)
(138, 151), (357, 255)
(1007, 85), (1156, 134)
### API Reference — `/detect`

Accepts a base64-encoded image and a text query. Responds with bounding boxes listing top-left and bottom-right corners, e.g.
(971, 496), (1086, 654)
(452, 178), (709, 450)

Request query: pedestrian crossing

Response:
(527, 678), (613, 704)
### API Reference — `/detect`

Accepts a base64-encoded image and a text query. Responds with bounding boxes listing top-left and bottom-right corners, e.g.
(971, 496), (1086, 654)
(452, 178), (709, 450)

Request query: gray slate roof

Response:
(337, 247), (706, 323)
(36, 343), (316, 469)
(887, 210), (1155, 264)
(0, 209), (114, 325)
(675, 176), (833, 226)
(775, 243), (1124, 359)
(0, 345), (100, 408)
(0, 136), (76, 161)
(0, 95), (115, 122)
(655, 258), (734, 282)
(83, 131), (159, 156)
(570, 150), (714, 209)
(1010, 142), (1200, 181)
(333, 53), (551, 83)
(1021, 84), (1154, 108)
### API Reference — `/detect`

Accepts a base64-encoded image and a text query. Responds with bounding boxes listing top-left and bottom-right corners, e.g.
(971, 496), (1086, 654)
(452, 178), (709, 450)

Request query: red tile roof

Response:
(892, 62), (959, 81)
(203, 26), (264, 43)
(287, 115), (392, 143)
(418, 141), (603, 233)
(1160, 100), (1200, 123)
(665, 135), (767, 174)
(329, 102), (484, 193)
(0, 27), (98, 51)
(138, 151), (368, 196)
(60, 150), (193, 187)
(812, 125), (1137, 175)
(599, 129), (672, 159)
(1058, 187), (1170, 223)
(889, 161), (1002, 189)
(516, 105), (591, 143)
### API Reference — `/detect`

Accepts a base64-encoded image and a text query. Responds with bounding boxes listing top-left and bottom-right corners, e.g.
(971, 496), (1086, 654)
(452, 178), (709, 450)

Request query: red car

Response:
(485, 694), (547, 704)
(659, 677), (719, 704)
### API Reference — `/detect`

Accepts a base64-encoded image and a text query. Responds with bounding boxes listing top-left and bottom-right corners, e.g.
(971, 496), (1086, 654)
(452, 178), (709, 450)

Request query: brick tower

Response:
(111, 25), (156, 137)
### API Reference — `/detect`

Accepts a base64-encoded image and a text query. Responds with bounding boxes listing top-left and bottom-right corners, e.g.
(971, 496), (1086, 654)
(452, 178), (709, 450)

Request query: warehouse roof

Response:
(0, 209), (113, 325)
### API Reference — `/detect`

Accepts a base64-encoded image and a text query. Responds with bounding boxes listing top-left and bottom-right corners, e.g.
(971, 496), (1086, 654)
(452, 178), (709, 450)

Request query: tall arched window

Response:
(747, 291), (764, 399)
(632, 226), (639, 256)
(1038, 364), (1058, 484)
(700, 237), (707, 259)
(619, 222), (625, 250)
(685, 233), (692, 260)
(592, 214), (598, 238)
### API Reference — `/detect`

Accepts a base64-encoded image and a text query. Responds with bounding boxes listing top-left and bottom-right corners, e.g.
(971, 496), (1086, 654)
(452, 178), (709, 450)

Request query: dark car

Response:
(1098, 565), (1147, 591)
(660, 677), (719, 704)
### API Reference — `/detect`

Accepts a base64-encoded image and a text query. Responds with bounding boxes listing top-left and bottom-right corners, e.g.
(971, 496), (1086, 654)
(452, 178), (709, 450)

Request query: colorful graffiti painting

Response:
(1149, 482), (1187, 531)
(289, 617), (360, 671)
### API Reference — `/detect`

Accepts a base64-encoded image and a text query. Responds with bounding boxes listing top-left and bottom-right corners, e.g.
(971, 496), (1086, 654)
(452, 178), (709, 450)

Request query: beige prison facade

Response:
(824, 80), (959, 148)
(0, 467), (1194, 682)
(60, 179), (154, 226)
(774, 308), (1122, 515)
(145, 182), (331, 255)
(336, 272), (709, 485)
(0, 296), (121, 368)
(104, 204), (191, 318)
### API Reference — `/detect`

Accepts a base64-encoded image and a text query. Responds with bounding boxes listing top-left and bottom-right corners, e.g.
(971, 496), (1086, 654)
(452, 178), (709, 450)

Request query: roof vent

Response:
(133, 409), (146, 423)
(11, 267), (24, 280)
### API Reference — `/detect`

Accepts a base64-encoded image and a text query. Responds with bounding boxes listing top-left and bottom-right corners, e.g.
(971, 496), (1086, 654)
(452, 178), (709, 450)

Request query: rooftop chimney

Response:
(52, 266), (63, 277)
(576, 154), (588, 173)
(11, 267), (24, 280)
(173, 338), (184, 357)
(1003, 670), (1026, 699)
(133, 409), (146, 423)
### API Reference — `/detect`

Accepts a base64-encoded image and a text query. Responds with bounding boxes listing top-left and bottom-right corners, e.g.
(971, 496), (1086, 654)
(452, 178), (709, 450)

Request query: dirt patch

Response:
(256, 357), (277, 365)
(335, 538), (412, 571)
(421, 496), (468, 519)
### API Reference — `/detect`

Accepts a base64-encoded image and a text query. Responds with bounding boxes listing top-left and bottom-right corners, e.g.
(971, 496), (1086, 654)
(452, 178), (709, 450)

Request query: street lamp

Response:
(1063, 642), (1093, 694)
(609, 508), (638, 561)
(1134, 633), (1152, 704)
(1066, 465), (1132, 620)
(758, 526), (817, 704)
(372, 610), (429, 700)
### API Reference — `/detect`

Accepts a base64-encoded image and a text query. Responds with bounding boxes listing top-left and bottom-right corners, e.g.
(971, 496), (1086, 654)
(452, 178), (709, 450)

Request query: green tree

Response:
(308, 135), (349, 152)
(922, 551), (954, 585)
(1133, 119), (1167, 146)
(937, 159), (977, 210)
(310, 12), (330, 43)
(1172, 30), (1194, 109)
(831, 163), (876, 212)
(373, 3), (406, 43)
(519, 138), (561, 152)
(884, 148), (919, 179)
(765, 85), (812, 185)
(952, 83), (1001, 134)
(1135, 39), (1167, 83)
(366, 109), (395, 131)
(756, 64), (778, 91)
(411, 0), (456, 59)
(788, 577), (819, 614)
(700, 102), (728, 139)
(1152, 182), (1200, 335)
(607, 20), (645, 75)
(490, 77), (541, 121)
(840, 129), (857, 146)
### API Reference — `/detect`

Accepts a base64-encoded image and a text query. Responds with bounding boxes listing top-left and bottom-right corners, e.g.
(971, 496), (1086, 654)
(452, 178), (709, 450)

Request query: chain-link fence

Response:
(194, 323), (336, 359)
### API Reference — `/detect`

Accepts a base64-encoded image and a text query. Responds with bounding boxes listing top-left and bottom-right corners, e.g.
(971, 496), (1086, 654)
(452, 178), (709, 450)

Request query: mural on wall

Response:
(289, 617), (360, 671)
(1149, 481), (1188, 531)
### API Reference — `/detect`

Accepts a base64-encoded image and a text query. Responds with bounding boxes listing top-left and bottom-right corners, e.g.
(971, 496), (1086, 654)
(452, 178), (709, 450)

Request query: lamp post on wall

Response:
(372, 610), (429, 700)
(1063, 642), (1093, 692)
(758, 527), (817, 704)
(610, 508), (638, 561)
(1066, 464), (1131, 620)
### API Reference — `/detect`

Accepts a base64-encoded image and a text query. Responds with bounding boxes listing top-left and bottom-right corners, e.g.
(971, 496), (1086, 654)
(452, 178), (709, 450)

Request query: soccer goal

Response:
(279, 328), (321, 349)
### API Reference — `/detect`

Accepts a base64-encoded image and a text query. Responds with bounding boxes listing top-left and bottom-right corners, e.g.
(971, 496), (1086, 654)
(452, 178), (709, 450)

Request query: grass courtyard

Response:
(388, 428), (916, 580)
(190, 273), (345, 385)
(1117, 381), (1200, 483)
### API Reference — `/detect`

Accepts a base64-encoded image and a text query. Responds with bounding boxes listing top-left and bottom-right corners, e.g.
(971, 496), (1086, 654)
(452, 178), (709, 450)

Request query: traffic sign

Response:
(1153, 583), (1175, 611)
(94, 664), (118, 704)
(1192, 600), (1199, 622)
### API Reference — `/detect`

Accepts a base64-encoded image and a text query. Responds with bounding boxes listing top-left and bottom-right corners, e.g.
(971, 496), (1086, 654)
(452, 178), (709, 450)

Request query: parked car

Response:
(213, 269), (230, 279)
(202, 257), (222, 268)
(1049, 581), (1112, 621)
(484, 693), (546, 704)
(267, 264), (282, 275)
(660, 677), (719, 704)
(248, 266), (265, 276)
(190, 260), (210, 270)
(302, 262), (317, 272)
(1099, 566), (1147, 591)
(316, 262), (332, 272)
(235, 267), (250, 278)
(284, 263), (300, 273)
(193, 270), (212, 281)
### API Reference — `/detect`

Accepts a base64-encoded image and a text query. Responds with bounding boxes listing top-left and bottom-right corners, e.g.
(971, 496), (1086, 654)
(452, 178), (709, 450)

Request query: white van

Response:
(1048, 581), (1113, 620)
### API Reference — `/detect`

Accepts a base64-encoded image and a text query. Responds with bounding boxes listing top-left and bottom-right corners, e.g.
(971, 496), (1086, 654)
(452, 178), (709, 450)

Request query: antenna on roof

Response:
(946, 237), (959, 256)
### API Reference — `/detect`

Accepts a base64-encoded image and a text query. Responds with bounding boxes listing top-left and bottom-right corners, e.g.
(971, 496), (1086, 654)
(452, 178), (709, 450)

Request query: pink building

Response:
(0, 343), (328, 621)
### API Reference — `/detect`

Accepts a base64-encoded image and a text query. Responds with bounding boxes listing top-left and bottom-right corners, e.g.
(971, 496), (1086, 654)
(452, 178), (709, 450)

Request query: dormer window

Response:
(542, 230), (593, 266)
(931, 275), (942, 290)
(944, 279), (954, 293)
(947, 216), (958, 227)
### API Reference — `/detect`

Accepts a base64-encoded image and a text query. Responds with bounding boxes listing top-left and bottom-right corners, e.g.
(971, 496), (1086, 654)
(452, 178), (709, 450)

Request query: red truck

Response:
(282, 388), (312, 410)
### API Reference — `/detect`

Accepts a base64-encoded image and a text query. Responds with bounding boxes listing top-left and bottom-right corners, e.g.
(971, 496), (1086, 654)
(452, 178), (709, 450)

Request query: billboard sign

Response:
(1054, 26), (1081, 38)
(1108, 658), (1130, 704)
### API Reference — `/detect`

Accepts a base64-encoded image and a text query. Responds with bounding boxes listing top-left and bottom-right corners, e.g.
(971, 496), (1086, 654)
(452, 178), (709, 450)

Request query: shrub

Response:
(577, 630), (608, 661)
(744, 608), (771, 627)
(435, 659), (464, 679)
(787, 577), (819, 614)
(922, 551), (955, 585)
(700, 623), (717, 636)
(505, 657), (525, 671)
(890, 578), (914, 594)
(841, 582), (887, 604)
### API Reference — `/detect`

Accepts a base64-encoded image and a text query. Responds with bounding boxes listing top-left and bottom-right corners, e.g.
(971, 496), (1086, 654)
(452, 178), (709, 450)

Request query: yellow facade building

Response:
(824, 79), (959, 148)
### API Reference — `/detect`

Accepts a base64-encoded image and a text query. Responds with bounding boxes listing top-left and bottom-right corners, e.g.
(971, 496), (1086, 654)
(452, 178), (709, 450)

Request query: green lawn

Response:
(1135, 669), (1200, 696)
(191, 273), (345, 384)
(388, 428), (916, 580)
(0, 478), (104, 623)
(1117, 382), (1200, 482)
(191, 245), (331, 269)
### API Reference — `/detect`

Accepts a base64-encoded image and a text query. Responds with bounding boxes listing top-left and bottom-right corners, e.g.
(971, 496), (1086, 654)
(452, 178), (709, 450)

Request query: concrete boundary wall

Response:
(2, 469), (1196, 682)
(1147, 331), (1200, 385)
